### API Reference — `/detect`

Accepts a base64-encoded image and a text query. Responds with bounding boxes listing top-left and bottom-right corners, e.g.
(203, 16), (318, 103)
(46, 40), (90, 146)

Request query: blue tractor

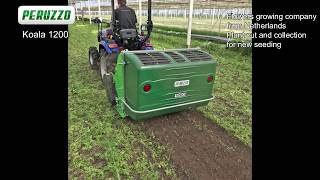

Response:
(88, 0), (154, 106)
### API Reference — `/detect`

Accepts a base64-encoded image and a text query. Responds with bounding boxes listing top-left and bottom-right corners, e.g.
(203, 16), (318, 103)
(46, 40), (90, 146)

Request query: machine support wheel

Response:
(100, 48), (118, 106)
(100, 49), (118, 83)
(103, 74), (117, 106)
(88, 47), (99, 70)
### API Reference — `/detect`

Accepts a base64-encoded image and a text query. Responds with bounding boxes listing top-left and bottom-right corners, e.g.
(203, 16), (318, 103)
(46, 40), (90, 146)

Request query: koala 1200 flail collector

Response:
(88, 0), (216, 120)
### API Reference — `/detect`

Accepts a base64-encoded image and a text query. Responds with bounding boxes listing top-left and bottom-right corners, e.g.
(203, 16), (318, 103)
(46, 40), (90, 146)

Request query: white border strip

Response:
(122, 97), (214, 114)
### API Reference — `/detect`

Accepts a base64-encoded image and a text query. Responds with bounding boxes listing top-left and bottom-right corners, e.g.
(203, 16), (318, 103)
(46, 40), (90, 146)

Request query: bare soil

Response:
(129, 109), (252, 180)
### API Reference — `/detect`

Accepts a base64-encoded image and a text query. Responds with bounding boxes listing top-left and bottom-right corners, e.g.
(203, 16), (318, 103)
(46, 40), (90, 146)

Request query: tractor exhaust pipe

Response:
(140, 0), (153, 47)
(146, 0), (153, 39)
(148, 0), (151, 23)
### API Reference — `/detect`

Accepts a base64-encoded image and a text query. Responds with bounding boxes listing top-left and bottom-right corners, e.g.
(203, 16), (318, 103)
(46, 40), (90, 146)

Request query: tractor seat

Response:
(119, 29), (137, 39)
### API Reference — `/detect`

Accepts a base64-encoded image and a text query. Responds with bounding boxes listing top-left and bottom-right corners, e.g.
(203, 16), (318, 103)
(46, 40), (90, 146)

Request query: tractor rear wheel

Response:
(100, 50), (117, 83)
(88, 47), (99, 70)
(103, 74), (117, 106)
(100, 49), (108, 81)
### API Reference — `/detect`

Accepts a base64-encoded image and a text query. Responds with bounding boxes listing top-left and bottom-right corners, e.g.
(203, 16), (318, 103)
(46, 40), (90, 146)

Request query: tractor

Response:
(88, 0), (217, 120)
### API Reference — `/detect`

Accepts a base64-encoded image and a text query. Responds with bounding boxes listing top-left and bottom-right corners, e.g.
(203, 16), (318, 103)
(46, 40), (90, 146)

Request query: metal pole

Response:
(98, 0), (101, 20)
(75, 0), (79, 20)
(147, 0), (152, 37)
(187, 0), (194, 48)
(148, 0), (151, 22)
(211, 8), (215, 25)
(88, 0), (91, 24)
(111, 0), (115, 30)
(242, 8), (245, 31)
(80, 1), (84, 23)
(139, 0), (142, 34)
(218, 9), (222, 32)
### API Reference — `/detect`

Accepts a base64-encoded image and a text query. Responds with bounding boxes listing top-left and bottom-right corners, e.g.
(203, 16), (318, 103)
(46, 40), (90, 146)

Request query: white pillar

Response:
(98, 0), (101, 20)
(80, 1), (83, 21)
(211, 8), (215, 25)
(88, 0), (91, 24)
(139, 0), (142, 34)
(242, 8), (245, 31)
(75, 0), (79, 20)
(187, 0), (194, 48)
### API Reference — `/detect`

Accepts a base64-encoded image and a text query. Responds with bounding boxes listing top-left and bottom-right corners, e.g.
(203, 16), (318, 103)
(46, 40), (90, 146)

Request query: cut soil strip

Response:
(128, 110), (251, 180)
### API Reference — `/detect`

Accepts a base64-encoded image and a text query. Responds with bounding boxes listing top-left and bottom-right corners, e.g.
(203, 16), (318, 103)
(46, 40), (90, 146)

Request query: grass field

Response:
(68, 22), (251, 179)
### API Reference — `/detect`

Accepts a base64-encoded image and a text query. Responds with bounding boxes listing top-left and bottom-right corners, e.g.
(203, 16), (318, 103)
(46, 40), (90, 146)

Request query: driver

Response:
(115, 0), (137, 30)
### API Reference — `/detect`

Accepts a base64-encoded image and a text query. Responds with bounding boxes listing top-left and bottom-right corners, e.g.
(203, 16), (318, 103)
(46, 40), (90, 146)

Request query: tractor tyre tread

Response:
(104, 74), (117, 106)
(89, 47), (99, 70)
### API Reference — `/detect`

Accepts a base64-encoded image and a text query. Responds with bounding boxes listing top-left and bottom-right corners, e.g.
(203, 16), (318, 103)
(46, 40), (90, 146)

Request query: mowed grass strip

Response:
(150, 33), (252, 146)
(68, 23), (177, 179)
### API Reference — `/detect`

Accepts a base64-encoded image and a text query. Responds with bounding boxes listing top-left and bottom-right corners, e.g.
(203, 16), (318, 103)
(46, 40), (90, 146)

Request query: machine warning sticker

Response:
(174, 80), (190, 87)
(175, 92), (187, 98)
